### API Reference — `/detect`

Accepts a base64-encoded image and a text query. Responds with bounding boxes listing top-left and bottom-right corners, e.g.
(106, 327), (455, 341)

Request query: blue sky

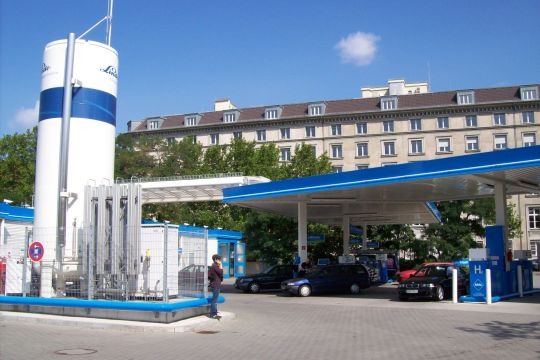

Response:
(1, 0), (539, 136)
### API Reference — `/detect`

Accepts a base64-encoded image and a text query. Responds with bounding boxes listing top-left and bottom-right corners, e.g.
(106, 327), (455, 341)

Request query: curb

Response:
(0, 310), (236, 333)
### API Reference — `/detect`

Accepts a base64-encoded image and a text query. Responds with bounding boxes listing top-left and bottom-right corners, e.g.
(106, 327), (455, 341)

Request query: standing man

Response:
(208, 254), (223, 319)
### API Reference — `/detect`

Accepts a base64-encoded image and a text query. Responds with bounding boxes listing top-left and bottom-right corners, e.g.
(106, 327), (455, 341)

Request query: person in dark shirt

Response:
(208, 254), (224, 319)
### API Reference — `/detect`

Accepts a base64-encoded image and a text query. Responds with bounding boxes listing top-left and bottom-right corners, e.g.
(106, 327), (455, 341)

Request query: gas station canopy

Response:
(223, 146), (540, 226)
(117, 174), (270, 204)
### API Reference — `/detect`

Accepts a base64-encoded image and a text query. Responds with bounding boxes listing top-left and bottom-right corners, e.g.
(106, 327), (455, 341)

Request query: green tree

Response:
(284, 143), (332, 178)
(115, 133), (161, 179)
(0, 127), (37, 205)
(154, 137), (203, 177)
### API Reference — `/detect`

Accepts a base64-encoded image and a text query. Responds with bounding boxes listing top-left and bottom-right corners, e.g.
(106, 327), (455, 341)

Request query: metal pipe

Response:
(22, 227), (29, 297)
(57, 33), (76, 262)
(204, 226), (209, 300)
(163, 223), (169, 302)
(517, 265), (523, 298)
(486, 268), (492, 304)
(452, 268), (458, 304)
(106, 0), (114, 46)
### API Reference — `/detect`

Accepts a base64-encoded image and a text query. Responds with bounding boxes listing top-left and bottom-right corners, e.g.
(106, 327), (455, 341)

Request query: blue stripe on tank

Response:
(39, 87), (116, 126)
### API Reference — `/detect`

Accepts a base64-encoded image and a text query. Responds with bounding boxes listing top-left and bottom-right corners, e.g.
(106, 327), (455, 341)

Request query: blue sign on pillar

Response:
(469, 260), (488, 298)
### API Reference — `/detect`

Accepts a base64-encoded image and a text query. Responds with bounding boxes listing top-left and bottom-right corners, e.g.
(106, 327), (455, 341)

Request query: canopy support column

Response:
(362, 223), (368, 250)
(342, 216), (350, 255)
(298, 202), (308, 263)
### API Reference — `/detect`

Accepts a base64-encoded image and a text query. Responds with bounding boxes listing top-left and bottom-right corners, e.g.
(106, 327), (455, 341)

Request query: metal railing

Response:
(115, 172), (243, 184)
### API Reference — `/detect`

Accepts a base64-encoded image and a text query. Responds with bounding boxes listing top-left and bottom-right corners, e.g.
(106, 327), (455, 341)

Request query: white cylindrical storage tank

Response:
(35, 39), (118, 297)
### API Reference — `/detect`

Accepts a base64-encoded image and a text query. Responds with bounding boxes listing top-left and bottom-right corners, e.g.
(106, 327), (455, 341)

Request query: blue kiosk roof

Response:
(223, 146), (540, 226)
(0, 203), (34, 222)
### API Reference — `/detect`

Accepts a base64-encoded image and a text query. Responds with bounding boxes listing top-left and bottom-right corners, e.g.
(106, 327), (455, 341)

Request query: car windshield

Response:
(413, 265), (449, 277)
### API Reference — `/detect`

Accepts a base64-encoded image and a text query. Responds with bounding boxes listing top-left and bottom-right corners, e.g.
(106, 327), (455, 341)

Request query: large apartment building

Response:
(127, 80), (540, 257)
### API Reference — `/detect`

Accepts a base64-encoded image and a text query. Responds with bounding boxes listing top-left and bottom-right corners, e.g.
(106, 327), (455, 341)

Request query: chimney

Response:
(214, 98), (237, 112)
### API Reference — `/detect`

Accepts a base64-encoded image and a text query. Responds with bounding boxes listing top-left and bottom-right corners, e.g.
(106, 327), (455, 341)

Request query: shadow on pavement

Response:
(456, 320), (540, 340)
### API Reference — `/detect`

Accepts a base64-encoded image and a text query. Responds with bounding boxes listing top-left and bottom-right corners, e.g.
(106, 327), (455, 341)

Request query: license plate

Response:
(406, 289), (419, 294)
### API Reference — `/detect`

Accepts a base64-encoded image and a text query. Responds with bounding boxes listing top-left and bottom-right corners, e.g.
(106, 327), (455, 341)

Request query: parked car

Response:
(235, 264), (296, 293)
(395, 262), (454, 283)
(281, 264), (371, 297)
(398, 263), (468, 301)
(531, 259), (540, 271)
(178, 264), (207, 292)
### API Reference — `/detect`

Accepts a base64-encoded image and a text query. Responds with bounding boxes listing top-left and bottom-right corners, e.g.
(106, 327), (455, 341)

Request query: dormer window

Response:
(184, 114), (200, 127)
(147, 119), (161, 129)
(308, 103), (326, 116)
(457, 91), (475, 105)
(223, 110), (239, 123)
(265, 106), (282, 120)
(381, 96), (398, 111)
(521, 86), (538, 100)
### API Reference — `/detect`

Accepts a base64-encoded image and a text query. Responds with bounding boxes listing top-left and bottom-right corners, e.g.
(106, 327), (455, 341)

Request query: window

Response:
(210, 133), (219, 145)
(356, 122), (368, 134)
(280, 147), (291, 161)
(410, 119), (422, 131)
(331, 144), (343, 159)
(466, 136), (479, 151)
(437, 117), (449, 129)
(233, 131), (242, 139)
(494, 134), (507, 149)
(191, 135), (197, 144)
(224, 112), (236, 123)
(381, 96), (397, 111)
(409, 139), (423, 154)
(523, 133), (536, 147)
(382, 141), (396, 156)
(356, 143), (368, 157)
(494, 113), (506, 125)
(332, 166), (343, 173)
(331, 124), (342, 136)
(529, 207), (540, 229)
(309, 104), (325, 116)
(523, 111), (535, 124)
(437, 138), (451, 152)
(265, 107), (282, 120)
(521, 86), (538, 100)
(382, 162), (397, 167)
(465, 115), (477, 127)
(185, 116), (198, 126)
(532, 242), (538, 258)
(280, 128), (290, 140)
(310, 145), (317, 156)
(166, 137), (175, 145)
(383, 120), (394, 133)
(148, 120), (159, 129)
(356, 164), (369, 170)
(305, 126), (316, 138)
(256, 130), (266, 142)
(457, 91), (475, 105)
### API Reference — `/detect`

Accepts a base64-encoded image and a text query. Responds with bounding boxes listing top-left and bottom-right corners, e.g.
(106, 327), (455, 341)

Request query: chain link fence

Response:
(0, 224), (208, 302)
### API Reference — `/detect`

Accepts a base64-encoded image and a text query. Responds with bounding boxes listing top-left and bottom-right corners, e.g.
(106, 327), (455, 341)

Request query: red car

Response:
(395, 262), (454, 283)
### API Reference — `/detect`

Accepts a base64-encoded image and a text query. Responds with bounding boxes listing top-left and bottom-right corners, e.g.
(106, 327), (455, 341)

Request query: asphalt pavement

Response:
(1, 274), (539, 360)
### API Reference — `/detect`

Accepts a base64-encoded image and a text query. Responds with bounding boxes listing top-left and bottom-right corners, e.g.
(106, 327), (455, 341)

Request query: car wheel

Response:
(249, 282), (261, 294)
(435, 285), (444, 301)
(350, 283), (360, 294)
(299, 285), (311, 297)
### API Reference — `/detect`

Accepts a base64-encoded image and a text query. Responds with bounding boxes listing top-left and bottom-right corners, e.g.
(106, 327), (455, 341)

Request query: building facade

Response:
(127, 80), (540, 257)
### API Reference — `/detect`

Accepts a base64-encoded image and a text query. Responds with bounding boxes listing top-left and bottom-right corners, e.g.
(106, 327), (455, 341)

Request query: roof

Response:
(131, 85), (537, 132)
(222, 146), (540, 226)
(0, 203), (34, 222)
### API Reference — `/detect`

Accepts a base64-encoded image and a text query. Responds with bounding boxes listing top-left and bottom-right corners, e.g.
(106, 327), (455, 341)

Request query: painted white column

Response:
(486, 268), (492, 304)
(298, 202), (308, 263)
(342, 216), (350, 255)
(362, 223), (368, 250)
(494, 182), (510, 271)
(452, 268), (458, 304)
(0, 219), (4, 247)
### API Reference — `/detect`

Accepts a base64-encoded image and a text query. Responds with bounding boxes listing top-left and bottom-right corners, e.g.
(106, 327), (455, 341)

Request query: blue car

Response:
(281, 264), (371, 297)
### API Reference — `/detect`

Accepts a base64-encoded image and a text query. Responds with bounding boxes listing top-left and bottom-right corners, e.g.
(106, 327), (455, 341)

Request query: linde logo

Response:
(41, 63), (50, 73)
(100, 65), (118, 78)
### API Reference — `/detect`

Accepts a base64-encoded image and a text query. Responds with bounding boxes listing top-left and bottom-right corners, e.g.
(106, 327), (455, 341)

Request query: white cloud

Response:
(335, 32), (380, 66)
(13, 100), (39, 129)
